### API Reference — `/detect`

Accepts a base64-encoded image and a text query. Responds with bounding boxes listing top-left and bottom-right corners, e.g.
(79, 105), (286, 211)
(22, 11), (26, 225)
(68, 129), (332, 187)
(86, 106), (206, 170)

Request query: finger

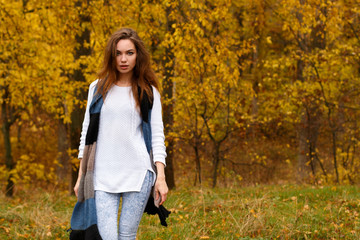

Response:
(160, 193), (167, 205)
(155, 190), (160, 201)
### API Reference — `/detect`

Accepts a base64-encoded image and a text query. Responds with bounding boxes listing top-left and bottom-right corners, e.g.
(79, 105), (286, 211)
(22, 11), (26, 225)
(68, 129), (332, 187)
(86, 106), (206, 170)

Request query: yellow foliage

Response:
(1, 0), (360, 190)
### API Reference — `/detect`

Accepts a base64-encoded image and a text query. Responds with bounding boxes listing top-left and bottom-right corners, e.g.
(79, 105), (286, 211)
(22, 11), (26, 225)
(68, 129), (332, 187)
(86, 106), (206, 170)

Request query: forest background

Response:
(1, 0), (360, 197)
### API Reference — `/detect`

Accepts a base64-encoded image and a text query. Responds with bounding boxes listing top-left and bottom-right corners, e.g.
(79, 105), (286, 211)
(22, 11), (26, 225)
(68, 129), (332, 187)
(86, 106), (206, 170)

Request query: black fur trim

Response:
(69, 224), (102, 240)
(138, 86), (153, 123)
(144, 195), (171, 227)
(85, 113), (100, 145)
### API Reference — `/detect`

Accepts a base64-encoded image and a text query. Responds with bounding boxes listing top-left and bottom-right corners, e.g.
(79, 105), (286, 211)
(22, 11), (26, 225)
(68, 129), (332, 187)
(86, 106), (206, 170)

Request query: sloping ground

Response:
(0, 185), (359, 239)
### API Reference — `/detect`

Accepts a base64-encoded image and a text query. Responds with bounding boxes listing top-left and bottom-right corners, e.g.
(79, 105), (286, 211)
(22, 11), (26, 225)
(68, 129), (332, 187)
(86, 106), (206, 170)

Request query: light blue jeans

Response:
(95, 171), (153, 240)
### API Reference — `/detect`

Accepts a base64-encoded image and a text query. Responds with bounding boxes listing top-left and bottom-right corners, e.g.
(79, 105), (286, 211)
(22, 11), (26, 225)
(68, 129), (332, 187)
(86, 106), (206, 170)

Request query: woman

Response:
(70, 28), (169, 240)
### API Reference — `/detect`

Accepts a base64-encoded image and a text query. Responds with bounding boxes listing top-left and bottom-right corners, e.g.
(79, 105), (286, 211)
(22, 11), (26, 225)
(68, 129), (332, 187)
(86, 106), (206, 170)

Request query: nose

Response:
(120, 54), (127, 62)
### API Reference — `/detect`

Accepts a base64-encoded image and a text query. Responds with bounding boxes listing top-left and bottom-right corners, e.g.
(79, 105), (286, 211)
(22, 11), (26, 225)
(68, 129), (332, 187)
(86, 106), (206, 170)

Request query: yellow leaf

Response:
(266, 36), (272, 44)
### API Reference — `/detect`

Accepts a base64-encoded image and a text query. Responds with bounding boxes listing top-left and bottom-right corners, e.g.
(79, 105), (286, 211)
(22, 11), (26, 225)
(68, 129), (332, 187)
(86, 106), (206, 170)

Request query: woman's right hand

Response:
(74, 176), (81, 197)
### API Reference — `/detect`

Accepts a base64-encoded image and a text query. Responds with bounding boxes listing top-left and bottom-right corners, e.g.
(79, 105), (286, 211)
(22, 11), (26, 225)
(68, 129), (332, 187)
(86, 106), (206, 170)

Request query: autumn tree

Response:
(169, 0), (253, 187)
(260, 0), (360, 183)
(0, 0), (44, 196)
(2, 0), (360, 192)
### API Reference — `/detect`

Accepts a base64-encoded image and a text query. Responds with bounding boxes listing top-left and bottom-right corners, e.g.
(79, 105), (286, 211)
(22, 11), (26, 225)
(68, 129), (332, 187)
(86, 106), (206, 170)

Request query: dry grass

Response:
(0, 187), (72, 239)
(1, 185), (360, 239)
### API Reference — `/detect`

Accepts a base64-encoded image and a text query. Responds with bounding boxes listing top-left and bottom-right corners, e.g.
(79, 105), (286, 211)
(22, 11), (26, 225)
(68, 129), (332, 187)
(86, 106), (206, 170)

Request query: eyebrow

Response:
(116, 49), (135, 53)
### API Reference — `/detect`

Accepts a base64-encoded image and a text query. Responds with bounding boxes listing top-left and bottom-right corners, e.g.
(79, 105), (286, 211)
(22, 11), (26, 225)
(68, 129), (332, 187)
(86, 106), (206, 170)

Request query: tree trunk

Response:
(69, 0), (92, 194)
(70, 107), (85, 193)
(162, 5), (176, 189)
(296, 63), (321, 185)
(249, 0), (265, 137)
(193, 142), (201, 186)
(306, 105), (321, 183)
(330, 122), (339, 183)
(57, 119), (69, 186)
(2, 121), (14, 196)
(296, 59), (310, 183)
(1, 88), (15, 197)
(212, 144), (221, 188)
(193, 106), (202, 186)
(296, 0), (327, 183)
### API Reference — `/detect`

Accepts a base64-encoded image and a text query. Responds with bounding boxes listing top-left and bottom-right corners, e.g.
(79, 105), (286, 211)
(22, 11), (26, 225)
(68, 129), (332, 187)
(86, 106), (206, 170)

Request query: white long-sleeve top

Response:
(78, 80), (167, 193)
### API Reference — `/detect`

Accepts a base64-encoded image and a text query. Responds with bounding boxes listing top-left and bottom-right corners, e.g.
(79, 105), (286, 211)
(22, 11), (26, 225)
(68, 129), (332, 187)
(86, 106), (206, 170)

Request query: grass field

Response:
(0, 185), (359, 239)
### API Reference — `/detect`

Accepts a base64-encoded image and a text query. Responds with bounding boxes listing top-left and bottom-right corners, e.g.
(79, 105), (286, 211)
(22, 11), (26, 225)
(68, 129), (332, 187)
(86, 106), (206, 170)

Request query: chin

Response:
(118, 68), (134, 74)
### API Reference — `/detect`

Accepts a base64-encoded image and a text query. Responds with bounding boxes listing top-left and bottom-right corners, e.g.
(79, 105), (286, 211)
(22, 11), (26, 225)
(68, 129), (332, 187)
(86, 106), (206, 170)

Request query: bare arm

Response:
(73, 158), (83, 197)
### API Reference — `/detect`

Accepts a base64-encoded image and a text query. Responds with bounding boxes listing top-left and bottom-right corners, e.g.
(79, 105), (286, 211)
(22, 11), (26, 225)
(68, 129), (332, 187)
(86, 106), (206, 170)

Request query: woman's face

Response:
(115, 39), (137, 75)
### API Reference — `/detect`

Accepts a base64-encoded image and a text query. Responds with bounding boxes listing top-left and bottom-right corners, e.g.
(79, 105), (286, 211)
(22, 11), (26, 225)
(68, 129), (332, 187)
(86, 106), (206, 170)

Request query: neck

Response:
(117, 72), (133, 87)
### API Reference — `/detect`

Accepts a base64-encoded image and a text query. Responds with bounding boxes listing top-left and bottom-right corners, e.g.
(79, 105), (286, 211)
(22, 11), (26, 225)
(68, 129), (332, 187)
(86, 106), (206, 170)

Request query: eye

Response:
(116, 51), (121, 56)
(127, 51), (134, 56)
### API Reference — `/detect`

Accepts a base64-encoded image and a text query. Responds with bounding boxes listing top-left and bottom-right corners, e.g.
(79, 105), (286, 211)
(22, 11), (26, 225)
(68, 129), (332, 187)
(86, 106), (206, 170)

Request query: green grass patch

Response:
(1, 185), (360, 239)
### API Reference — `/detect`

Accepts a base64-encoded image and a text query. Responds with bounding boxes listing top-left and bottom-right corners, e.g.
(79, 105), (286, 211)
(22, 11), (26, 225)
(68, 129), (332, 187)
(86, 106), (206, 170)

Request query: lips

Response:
(119, 65), (129, 70)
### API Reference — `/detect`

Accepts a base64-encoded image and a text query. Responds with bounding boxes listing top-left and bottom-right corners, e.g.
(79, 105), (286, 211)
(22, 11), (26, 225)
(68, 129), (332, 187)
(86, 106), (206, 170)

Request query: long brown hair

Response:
(97, 28), (159, 108)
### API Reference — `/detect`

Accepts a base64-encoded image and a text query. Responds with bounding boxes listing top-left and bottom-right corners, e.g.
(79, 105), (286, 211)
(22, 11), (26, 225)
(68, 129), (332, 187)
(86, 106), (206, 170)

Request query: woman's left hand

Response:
(154, 177), (168, 205)
(154, 162), (168, 205)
